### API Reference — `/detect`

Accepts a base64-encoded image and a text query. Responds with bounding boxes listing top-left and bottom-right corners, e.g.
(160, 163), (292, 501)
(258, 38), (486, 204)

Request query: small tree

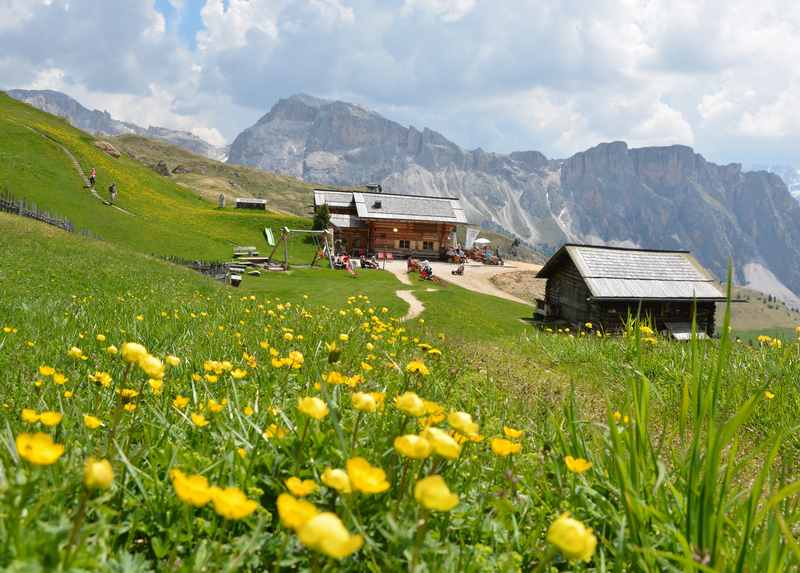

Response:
(312, 204), (331, 231)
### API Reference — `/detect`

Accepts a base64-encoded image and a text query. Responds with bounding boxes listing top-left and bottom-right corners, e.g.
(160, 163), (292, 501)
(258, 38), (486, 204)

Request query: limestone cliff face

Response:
(228, 95), (800, 300)
(8, 89), (228, 161)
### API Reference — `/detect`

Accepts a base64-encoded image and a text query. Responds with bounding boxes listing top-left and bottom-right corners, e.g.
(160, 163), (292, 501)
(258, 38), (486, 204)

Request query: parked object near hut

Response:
(235, 197), (267, 210)
(534, 244), (727, 337)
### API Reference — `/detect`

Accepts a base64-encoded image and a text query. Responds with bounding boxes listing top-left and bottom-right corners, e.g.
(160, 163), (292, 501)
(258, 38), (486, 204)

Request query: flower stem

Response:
(64, 488), (89, 565)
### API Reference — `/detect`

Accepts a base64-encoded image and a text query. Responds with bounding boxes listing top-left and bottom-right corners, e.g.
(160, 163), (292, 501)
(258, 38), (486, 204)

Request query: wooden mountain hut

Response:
(313, 187), (468, 259)
(534, 244), (726, 337)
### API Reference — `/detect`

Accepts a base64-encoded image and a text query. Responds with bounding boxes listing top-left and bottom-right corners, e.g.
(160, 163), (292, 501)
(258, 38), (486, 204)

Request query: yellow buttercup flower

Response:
(106, 345), (118, 355)
(764, 390), (775, 400)
(351, 392), (378, 413)
(124, 403), (137, 413)
(95, 334), (107, 342)
(83, 414), (103, 429)
(422, 427), (462, 460)
(503, 426), (523, 439)
(148, 379), (164, 394)
(394, 392), (426, 417)
(38, 365), (55, 377)
(210, 486), (259, 520)
(52, 372), (67, 385)
(346, 457), (390, 494)
(448, 411), (479, 436)
(490, 438), (521, 457)
(405, 360), (430, 376)
(394, 435), (433, 459)
(139, 354), (165, 380)
(121, 342), (148, 364)
(243, 405), (254, 416)
(277, 493), (319, 530)
(285, 477), (318, 497)
(360, 362), (373, 372)
(564, 456), (593, 474)
(231, 368), (248, 380)
(547, 513), (597, 562)
(170, 469), (212, 507)
(84, 458), (114, 490)
(298, 396), (329, 420)
(321, 468), (352, 493)
(191, 413), (209, 427)
(88, 371), (113, 387)
(414, 475), (459, 511)
(173, 395), (189, 409)
(16, 432), (64, 465)
(166, 355), (181, 367)
(263, 423), (289, 439)
(21, 408), (40, 423)
(39, 411), (63, 427)
(67, 346), (86, 360)
(325, 371), (345, 385)
(297, 512), (364, 560)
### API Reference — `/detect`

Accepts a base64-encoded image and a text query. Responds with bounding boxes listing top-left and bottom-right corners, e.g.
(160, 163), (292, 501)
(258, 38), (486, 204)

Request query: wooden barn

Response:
(313, 187), (468, 259)
(534, 244), (726, 337)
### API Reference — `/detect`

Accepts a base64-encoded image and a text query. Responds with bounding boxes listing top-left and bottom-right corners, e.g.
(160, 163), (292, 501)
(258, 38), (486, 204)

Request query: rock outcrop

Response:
(228, 94), (800, 302)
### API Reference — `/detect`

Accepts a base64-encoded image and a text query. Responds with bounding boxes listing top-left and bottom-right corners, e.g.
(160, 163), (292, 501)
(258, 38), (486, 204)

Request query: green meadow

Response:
(1, 94), (799, 572)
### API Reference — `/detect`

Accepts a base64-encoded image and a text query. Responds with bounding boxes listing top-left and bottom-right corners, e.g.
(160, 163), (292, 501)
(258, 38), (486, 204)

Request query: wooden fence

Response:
(0, 187), (98, 239)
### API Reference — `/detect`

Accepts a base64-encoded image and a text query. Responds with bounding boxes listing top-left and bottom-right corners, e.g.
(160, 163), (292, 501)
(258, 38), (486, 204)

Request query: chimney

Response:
(366, 183), (382, 194)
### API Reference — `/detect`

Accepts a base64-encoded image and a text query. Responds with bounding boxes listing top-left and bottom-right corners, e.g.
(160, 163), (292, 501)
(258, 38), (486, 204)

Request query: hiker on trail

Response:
(108, 182), (117, 205)
(89, 168), (96, 188)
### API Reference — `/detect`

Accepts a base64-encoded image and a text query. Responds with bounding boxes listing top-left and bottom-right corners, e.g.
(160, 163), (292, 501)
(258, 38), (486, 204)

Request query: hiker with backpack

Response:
(108, 182), (117, 205)
(89, 168), (96, 188)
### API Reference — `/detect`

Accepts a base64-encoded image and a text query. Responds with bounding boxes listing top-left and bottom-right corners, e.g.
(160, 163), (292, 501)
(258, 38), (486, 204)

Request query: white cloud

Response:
(401, 0), (477, 22)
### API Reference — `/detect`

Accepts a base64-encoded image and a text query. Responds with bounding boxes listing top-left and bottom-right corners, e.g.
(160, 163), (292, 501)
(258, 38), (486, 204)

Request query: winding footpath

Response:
(20, 123), (135, 217)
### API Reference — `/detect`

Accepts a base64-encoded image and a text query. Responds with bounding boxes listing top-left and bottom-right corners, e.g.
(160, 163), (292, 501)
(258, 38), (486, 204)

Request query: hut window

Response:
(372, 200), (382, 209)
(399, 239), (411, 249)
(422, 241), (434, 250)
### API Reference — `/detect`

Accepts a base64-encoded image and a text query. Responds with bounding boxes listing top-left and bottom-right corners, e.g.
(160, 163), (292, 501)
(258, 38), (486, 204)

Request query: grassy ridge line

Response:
(0, 93), (314, 262)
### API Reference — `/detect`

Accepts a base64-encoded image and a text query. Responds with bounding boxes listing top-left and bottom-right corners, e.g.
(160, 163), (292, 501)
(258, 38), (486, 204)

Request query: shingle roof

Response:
(329, 213), (367, 229)
(537, 244), (726, 301)
(313, 188), (468, 224)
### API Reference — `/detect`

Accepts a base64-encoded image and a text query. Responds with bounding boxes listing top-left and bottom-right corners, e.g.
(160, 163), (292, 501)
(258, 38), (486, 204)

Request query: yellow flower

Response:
(421, 427), (462, 460)
(139, 354), (165, 380)
(39, 411), (63, 427)
(288, 350), (304, 368)
(191, 413), (209, 427)
(547, 513), (597, 562)
(78, 412), (102, 428)
(394, 392), (426, 417)
(346, 457), (390, 494)
(89, 371), (113, 387)
(491, 437), (521, 457)
(360, 362), (373, 372)
(124, 403), (137, 413)
(208, 399), (224, 413)
(405, 360), (430, 376)
(170, 469), (212, 507)
(243, 405), (254, 416)
(52, 372), (67, 385)
(612, 411), (623, 423)
(67, 346), (86, 360)
(95, 334), (107, 342)
(584, 322), (593, 329)
(394, 435), (433, 459)
(63, 391), (74, 399)
(298, 396), (329, 420)
(277, 493), (319, 530)
(119, 388), (139, 401)
(351, 392), (378, 413)
(339, 333), (349, 342)
(263, 423), (289, 439)
(106, 345), (118, 355)
(764, 390), (775, 400)
(503, 426), (524, 439)
(84, 458), (114, 490)
(210, 486), (258, 520)
(448, 411), (479, 436)
(325, 371), (345, 385)
(21, 408), (40, 423)
(38, 365), (55, 377)
(121, 342), (148, 364)
(564, 456), (593, 474)
(297, 513), (364, 560)
(173, 395), (189, 409)
(166, 355), (181, 367)
(285, 477), (318, 497)
(231, 368), (248, 380)
(321, 468), (352, 493)
(146, 379), (163, 394)
(414, 475), (459, 511)
(283, 332), (294, 341)
(16, 432), (64, 465)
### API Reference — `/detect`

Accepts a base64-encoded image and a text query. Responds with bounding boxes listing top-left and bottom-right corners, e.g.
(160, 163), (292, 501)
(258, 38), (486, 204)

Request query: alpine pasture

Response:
(1, 93), (799, 572)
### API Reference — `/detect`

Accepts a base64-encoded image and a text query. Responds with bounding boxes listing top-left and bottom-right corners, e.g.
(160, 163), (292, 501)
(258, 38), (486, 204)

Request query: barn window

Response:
(422, 241), (434, 250)
(399, 239), (411, 249)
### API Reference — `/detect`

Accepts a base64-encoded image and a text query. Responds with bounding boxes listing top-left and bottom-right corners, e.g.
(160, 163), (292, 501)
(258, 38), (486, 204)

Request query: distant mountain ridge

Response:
(227, 94), (800, 305)
(7, 89), (228, 161)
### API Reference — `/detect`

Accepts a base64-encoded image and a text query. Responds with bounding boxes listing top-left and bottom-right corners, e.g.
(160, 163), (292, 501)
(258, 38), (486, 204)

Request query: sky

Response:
(2, 0), (800, 166)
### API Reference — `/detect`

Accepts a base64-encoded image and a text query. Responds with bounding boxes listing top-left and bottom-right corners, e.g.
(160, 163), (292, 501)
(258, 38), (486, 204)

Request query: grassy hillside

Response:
(111, 134), (314, 216)
(0, 92), (313, 262)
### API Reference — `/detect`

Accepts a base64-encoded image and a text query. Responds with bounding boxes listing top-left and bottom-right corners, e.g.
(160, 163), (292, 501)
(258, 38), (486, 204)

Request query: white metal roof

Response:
(329, 213), (367, 229)
(313, 188), (468, 224)
(538, 244), (726, 301)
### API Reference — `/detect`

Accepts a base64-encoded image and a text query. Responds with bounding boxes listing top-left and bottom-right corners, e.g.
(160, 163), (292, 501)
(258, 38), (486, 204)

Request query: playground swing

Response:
(264, 226), (335, 270)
